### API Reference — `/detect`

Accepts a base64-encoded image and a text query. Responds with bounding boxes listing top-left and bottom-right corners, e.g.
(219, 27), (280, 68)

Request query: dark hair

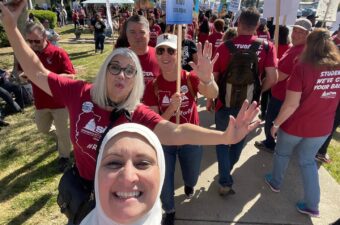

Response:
(238, 7), (260, 30)
(278, 25), (290, 45)
(199, 17), (209, 34)
(115, 21), (129, 48)
(300, 28), (340, 67)
(214, 19), (225, 32)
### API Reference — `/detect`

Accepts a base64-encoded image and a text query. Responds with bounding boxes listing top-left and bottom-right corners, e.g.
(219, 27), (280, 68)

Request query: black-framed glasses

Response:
(107, 63), (137, 78)
(156, 47), (176, 56)
(26, 39), (42, 44)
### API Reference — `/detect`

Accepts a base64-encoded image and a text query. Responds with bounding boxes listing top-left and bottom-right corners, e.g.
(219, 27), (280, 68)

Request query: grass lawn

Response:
(0, 24), (339, 225)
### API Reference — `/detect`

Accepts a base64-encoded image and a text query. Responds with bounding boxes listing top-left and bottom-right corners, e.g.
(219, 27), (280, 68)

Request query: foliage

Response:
(0, 24), (10, 47)
(29, 10), (57, 29)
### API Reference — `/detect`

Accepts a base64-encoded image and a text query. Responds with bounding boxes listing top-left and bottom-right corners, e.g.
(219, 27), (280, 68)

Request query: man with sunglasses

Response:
(19, 21), (75, 172)
(144, 34), (219, 225)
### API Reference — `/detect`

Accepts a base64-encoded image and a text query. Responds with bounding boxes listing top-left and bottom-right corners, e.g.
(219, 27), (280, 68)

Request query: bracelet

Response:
(272, 122), (280, 129)
(201, 75), (214, 86)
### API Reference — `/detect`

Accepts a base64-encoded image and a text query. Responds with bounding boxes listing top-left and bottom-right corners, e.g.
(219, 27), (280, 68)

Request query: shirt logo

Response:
(162, 95), (170, 104)
(82, 101), (94, 113)
(321, 91), (337, 99)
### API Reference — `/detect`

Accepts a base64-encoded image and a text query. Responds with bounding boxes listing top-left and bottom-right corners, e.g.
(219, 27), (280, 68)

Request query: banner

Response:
(228, 0), (241, 13)
(316, 0), (340, 22)
(105, 0), (113, 33)
(263, 0), (299, 25)
(166, 0), (193, 24)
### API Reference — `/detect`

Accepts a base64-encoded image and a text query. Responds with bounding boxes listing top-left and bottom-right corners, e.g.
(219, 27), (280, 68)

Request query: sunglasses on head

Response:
(156, 47), (176, 56)
(107, 63), (136, 78)
(26, 39), (42, 44)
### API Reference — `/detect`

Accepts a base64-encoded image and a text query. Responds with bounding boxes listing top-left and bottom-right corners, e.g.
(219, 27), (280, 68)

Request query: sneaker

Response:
(58, 157), (69, 172)
(184, 185), (194, 198)
(218, 186), (236, 196)
(296, 202), (320, 217)
(315, 153), (332, 164)
(254, 141), (274, 153)
(264, 174), (280, 193)
(162, 212), (175, 225)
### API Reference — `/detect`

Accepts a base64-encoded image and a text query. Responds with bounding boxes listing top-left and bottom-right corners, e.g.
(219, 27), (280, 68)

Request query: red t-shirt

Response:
(48, 73), (162, 180)
(32, 42), (75, 109)
(256, 30), (271, 40)
(148, 24), (162, 47)
(207, 32), (223, 56)
(137, 47), (161, 85)
(332, 35), (340, 49)
(143, 70), (200, 125)
(277, 43), (292, 60)
(198, 32), (209, 45)
(271, 44), (304, 101)
(281, 63), (340, 137)
(213, 35), (278, 110)
(187, 24), (195, 40)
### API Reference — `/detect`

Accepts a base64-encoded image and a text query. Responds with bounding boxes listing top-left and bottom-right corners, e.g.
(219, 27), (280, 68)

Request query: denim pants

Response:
(215, 107), (246, 187)
(160, 145), (203, 212)
(94, 33), (105, 51)
(271, 129), (328, 211)
(263, 97), (283, 149)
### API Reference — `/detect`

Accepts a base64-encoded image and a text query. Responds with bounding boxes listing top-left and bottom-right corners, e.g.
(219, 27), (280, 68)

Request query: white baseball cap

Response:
(155, 33), (177, 49)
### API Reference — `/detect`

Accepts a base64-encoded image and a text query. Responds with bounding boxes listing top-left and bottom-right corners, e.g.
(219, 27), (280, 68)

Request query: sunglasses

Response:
(156, 47), (176, 56)
(26, 39), (42, 44)
(107, 63), (136, 78)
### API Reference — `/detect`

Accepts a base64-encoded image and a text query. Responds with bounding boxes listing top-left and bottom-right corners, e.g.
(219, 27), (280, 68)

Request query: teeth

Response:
(115, 191), (141, 199)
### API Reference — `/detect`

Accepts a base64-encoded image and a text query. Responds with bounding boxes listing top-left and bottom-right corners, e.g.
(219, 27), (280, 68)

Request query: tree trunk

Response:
(12, 7), (28, 82)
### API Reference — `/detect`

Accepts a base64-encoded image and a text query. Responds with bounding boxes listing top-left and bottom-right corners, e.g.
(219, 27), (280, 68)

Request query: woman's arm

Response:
(0, 1), (52, 96)
(271, 90), (301, 138)
(154, 100), (260, 145)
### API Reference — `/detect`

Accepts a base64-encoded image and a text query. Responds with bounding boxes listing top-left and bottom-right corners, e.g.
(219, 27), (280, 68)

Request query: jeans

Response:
(215, 107), (246, 187)
(94, 33), (105, 51)
(160, 145), (202, 212)
(263, 97), (283, 149)
(271, 129), (328, 211)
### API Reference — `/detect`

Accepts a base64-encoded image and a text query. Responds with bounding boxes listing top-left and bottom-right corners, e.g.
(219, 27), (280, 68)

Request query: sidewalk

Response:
(172, 97), (340, 225)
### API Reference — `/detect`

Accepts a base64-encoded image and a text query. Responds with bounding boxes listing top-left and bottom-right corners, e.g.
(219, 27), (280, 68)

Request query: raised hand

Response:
(0, 0), (26, 29)
(223, 100), (260, 144)
(188, 41), (219, 83)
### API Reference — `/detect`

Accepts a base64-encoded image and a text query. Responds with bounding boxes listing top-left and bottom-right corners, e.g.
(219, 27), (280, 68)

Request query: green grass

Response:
(0, 24), (339, 224)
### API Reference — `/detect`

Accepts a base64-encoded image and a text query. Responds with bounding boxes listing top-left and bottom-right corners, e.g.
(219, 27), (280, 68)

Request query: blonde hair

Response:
(91, 48), (144, 112)
(300, 28), (340, 67)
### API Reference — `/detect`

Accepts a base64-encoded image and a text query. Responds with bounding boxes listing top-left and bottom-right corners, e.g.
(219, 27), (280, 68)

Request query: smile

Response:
(114, 191), (142, 199)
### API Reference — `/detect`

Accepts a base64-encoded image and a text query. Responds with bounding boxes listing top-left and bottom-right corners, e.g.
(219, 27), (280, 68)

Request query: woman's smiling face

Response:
(98, 132), (160, 224)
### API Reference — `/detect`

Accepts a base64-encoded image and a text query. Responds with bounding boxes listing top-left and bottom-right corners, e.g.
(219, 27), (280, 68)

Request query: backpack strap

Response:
(185, 71), (197, 101)
(249, 39), (262, 53)
(225, 40), (238, 54)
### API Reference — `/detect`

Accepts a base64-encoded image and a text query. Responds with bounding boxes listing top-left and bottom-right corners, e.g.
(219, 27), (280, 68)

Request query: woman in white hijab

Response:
(80, 123), (165, 225)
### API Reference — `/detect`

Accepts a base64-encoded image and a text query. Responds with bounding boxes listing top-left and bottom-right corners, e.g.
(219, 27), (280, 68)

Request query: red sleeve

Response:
(264, 42), (278, 68)
(143, 80), (159, 107)
(133, 104), (163, 130)
(286, 63), (303, 92)
(58, 49), (76, 75)
(48, 72), (86, 107)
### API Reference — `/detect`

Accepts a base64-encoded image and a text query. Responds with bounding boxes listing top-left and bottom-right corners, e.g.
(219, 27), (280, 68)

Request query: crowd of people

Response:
(0, 1), (339, 225)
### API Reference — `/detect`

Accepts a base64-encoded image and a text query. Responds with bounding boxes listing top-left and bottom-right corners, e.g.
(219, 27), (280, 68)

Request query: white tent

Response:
(82, 0), (134, 4)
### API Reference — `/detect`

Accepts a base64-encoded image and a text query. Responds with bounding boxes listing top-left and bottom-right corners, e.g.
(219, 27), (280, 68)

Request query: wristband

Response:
(272, 122), (280, 129)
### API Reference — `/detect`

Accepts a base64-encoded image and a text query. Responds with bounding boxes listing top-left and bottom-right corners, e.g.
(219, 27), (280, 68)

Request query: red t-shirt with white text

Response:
(271, 44), (304, 101)
(137, 47), (161, 85)
(48, 73), (162, 180)
(143, 70), (200, 125)
(281, 63), (340, 137)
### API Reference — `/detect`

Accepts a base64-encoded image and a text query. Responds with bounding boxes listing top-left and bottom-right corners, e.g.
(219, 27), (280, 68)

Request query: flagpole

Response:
(176, 24), (182, 124)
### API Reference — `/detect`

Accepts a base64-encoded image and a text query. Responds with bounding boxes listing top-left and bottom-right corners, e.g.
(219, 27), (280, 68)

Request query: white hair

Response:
(91, 48), (144, 112)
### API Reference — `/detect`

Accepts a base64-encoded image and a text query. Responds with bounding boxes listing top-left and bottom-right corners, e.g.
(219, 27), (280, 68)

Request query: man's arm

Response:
(261, 67), (278, 92)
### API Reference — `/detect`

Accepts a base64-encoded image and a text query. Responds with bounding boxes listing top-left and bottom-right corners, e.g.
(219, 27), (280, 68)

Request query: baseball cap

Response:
(155, 33), (177, 49)
(291, 18), (312, 31)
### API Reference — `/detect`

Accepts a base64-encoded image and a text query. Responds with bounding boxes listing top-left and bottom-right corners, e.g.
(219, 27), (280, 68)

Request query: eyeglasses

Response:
(107, 63), (136, 78)
(156, 47), (176, 56)
(26, 39), (42, 44)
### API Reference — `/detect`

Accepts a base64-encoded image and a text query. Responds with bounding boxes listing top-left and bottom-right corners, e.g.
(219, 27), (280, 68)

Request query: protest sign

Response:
(316, 0), (340, 22)
(166, 0), (193, 24)
(229, 0), (241, 13)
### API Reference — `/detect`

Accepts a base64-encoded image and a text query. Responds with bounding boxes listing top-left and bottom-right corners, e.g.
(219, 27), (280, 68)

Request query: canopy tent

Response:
(82, 0), (134, 4)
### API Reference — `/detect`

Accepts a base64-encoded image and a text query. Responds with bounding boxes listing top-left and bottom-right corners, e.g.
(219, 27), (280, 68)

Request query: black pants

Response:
(94, 33), (105, 51)
(0, 86), (22, 113)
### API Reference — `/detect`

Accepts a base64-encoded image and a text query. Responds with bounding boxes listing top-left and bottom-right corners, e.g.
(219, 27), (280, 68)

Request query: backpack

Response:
(217, 39), (268, 108)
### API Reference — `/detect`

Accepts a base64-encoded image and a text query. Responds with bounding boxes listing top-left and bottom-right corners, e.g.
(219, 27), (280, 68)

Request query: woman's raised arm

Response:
(0, 1), (52, 95)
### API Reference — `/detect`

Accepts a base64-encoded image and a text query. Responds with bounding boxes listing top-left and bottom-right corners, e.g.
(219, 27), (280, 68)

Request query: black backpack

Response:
(217, 39), (268, 108)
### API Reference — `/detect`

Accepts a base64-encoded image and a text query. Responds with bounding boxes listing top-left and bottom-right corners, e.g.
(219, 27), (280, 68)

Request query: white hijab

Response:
(80, 123), (165, 225)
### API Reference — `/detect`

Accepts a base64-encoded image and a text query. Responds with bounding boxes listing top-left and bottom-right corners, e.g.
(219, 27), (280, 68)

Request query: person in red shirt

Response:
(143, 34), (219, 225)
(207, 18), (225, 56)
(21, 21), (75, 172)
(125, 15), (161, 87)
(256, 17), (271, 41)
(255, 18), (310, 153)
(213, 7), (278, 196)
(266, 28), (340, 218)
(148, 16), (162, 47)
(198, 13), (209, 47)
(1, 2), (260, 223)
(277, 25), (292, 59)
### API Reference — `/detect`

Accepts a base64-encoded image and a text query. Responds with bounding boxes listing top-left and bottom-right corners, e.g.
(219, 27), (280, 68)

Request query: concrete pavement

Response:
(171, 97), (340, 225)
